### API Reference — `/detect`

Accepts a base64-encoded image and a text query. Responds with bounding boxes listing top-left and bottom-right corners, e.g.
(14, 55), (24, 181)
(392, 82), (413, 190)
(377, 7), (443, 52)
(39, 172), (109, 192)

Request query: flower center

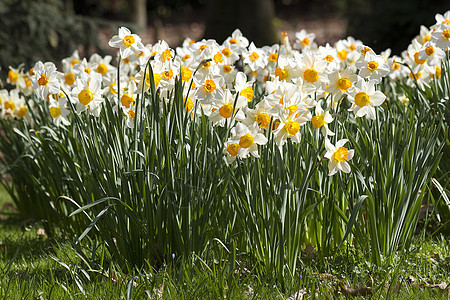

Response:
(96, 64), (108, 75)
(337, 78), (352, 91)
(367, 61), (379, 71)
(8, 70), (18, 83)
(49, 106), (61, 118)
(391, 62), (401, 71)
(361, 47), (372, 56)
(222, 48), (231, 57)
(240, 87), (254, 102)
(109, 83), (118, 95)
(146, 73), (161, 87)
(121, 94), (135, 108)
(71, 59), (79, 67)
(65, 73), (75, 85)
(311, 115), (325, 129)
(239, 134), (254, 148)
(249, 52), (259, 62)
(181, 68), (192, 82)
(162, 69), (173, 80)
(219, 103), (233, 118)
(425, 46), (435, 56)
(229, 38), (237, 44)
(227, 143), (240, 156)
(301, 37), (310, 46)
(123, 35), (135, 47)
(202, 61), (211, 69)
(184, 98), (193, 112)
(275, 68), (289, 81)
(338, 49), (347, 61)
(284, 120), (300, 136)
(333, 147), (349, 162)
(128, 110), (135, 119)
(38, 73), (49, 86)
(287, 105), (298, 116)
(409, 71), (422, 80)
(324, 55), (334, 63)
(4, 101), (15, 111)
(214, 52), (223, 63)
(355, 92), (370, 107)
(17, 106), (27, 118)
(78, 89), (94, 105)
(204, 80), (216, 93)
(162, 48), (172, 61)
(304, 68), (319, 83)
(269, 53), (278, 62)
(443, 30), (450, 40)
(223, 65), (232, 73)
(256, 112), (270, 128)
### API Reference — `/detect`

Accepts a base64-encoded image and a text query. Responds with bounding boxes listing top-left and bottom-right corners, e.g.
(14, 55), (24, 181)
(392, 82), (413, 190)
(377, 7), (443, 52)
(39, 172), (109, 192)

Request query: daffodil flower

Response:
(348, 79), (386, 120)
(324, 138), (354, 176)
(108, 27), (145, 58)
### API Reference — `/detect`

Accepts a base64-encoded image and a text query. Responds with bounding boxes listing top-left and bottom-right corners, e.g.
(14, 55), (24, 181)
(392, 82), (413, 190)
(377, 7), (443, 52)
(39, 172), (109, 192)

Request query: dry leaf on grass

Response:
(37, 227), (47, 237)
(302, 243), (316, 259)
(312, 272), (334, 281)
(339, 283), (372, 297)
(428, 281), (448, 290)
(407, 275), (416, 283)
(286, 288), (307, 300)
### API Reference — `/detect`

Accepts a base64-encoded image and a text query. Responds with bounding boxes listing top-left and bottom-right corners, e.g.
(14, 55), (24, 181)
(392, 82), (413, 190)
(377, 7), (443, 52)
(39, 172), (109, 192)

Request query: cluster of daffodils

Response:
(387, 11), (450, 87)
(2, 11), (449, 176)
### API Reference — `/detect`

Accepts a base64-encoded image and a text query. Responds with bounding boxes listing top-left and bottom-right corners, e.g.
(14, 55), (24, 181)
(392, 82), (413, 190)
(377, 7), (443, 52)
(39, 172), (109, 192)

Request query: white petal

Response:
(339, 162), (351, 173)
(253, 134), (268, 145)
(370, 91), (386, 106)
(347, 149), (354, 160)
(335, 139), (348, 148)
(325, 138), (335, 152)
(118, 27), (131, 37)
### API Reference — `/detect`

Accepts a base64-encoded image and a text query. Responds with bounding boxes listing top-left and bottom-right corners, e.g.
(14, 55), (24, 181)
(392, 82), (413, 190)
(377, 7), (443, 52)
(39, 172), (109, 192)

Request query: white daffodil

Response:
(31, 61), (60, 100)
(348, 79), (386, 120)
(71, 72), (104, 117)
(431, 24), (450, 50)
(311, 103), (335, 137)
(324, 138), (354, 176)
(356, 53), (390, 83)
(108, 27), (145, 58)
(193, 72), (225, 105)
(225, 122), (268, 162)
(242, 43), (267, 72)
(209, 89), (246, 127)
(273, 107), (310, 147)
(234, 72), (254, 103)
(418, 41), (445, 66)
(326, 68), (358, 99)
(49, 93), (71, 126)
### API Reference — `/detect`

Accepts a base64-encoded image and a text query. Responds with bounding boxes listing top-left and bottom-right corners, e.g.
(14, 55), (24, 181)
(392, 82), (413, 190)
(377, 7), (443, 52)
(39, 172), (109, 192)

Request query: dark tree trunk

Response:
(204, 0), (278, 46)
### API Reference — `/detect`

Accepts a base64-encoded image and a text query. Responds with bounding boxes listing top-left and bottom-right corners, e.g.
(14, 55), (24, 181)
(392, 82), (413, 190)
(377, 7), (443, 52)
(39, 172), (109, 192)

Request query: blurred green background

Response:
(0, 0), (448, 81)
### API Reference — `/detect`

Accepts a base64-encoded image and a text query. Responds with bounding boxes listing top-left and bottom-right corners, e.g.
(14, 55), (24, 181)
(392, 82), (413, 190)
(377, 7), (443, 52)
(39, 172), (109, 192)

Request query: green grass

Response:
(1, 202), (449, 299)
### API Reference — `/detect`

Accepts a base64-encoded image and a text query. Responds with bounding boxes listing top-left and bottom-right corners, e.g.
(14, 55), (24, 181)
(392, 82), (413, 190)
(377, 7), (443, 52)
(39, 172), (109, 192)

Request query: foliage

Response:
(0, 0), (101, 80)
